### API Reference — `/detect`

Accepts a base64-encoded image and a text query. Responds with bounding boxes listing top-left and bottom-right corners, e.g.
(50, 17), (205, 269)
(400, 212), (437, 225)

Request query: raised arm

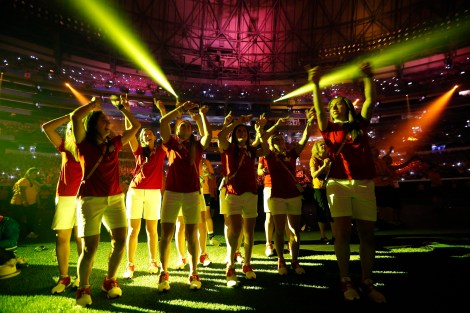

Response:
(308, 66), (328, 131)
(189, 106), (205, 137)
(71, 97), (102, 144)
(198, 105), (212, 150)
(359, 62), (376, 120)
(254, 117), (269, 157)
(123, 97), (139, 152)
(160, 101), (197, 144)
(110, 95), (141, 146)
(42, 114), (71, 147)
(295, 112), (315, 155)
(217, 114), (251, 151)
(252, 115), (288, 146)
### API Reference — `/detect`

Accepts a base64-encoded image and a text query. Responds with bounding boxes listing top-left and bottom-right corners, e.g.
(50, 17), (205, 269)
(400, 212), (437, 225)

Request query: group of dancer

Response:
(40, 61), (385, 307)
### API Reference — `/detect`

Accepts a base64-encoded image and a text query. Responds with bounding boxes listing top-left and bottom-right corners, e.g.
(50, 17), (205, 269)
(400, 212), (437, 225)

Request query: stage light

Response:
(275, 19), (470, 103)
(70, 0), (177, 98)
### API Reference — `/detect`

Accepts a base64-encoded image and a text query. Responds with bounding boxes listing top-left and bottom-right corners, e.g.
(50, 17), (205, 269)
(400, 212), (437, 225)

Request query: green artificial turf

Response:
(1, 231), (469, 312)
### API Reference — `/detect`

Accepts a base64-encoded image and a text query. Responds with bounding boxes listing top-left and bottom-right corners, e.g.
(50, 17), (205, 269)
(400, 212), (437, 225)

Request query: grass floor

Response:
(1, 226), (470, 312)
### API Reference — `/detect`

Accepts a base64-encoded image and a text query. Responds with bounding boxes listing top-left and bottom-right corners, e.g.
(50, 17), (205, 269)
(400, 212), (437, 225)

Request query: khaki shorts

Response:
(161, 191), (201, 224)
(268, 196), (302, 216)
(77, 194), (127, 237)
(126, 188), (162, 220)
(263, 187), (272, 213)
(326, 179), (377, 221)
(52, 196), (78, 230)
(224, 192), (258, 219)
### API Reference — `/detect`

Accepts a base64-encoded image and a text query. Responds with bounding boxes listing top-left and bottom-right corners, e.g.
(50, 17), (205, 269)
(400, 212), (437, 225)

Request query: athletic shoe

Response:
(51, 275), (71, 294)
(291, 260), (306, 275)
(209, 238), (221, 246)
(175, 257), (187, 270)
(242, 264), (256, 280)
(234, 251), (244, 264)
(277, 259), (288, 276)
(188, 274), (202, 290)
(158, 272), (170, 292)
(341, 277), (360, 301)
(226, 266), (238, 287)
(123, 263), (135, 279)
(199, 253), (211, 267)
(265, 243), (274, 257)
(76, 286), (92, 307)
(101, 277), (122, 299)
(148, 260), (159, 274)
(360, 279), (386, 303)
(72, 276), (80, 290)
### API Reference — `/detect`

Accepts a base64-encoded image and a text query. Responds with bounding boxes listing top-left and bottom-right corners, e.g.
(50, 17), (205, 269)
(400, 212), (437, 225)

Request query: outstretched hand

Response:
(307, 66), (321, 84)
(90, 96), (102, 109)
(360, 62), (373, 77)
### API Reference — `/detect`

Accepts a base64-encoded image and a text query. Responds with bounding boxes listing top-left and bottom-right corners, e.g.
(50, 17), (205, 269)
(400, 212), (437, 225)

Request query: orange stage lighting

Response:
(384, 86), (458, 153)
(66, 83), (91, 105)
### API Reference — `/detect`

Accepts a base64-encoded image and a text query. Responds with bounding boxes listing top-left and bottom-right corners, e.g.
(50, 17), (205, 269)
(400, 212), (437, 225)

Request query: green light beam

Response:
(275, 19), (470, 102)
(71, 0), (177, 98)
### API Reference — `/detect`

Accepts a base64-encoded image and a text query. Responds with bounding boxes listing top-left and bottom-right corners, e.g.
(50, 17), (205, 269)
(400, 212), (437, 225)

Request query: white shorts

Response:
(161, 191), (201, 224)
(326, 179), (377, 221)
(225, 192), (258, 219)
(263, 187), (272, 213)
(77, 194), (127, 237)
(126, 188), (161, 220)
(198, 191), (207, 212)
(51, 196), (78, 230)
(177, 192), (204, 217)
(219, 187), (228, 215)
(268, 196), (302, 216)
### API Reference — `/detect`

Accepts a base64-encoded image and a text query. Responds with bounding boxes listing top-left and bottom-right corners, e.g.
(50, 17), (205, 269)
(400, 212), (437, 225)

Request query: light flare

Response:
(70, 0), (177, 98)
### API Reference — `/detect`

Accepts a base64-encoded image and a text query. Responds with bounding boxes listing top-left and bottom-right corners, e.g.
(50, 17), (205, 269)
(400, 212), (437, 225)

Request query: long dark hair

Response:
(83, 110), (104, 145)
(328, 96), (363, 141)
(231, 124), (250, 160)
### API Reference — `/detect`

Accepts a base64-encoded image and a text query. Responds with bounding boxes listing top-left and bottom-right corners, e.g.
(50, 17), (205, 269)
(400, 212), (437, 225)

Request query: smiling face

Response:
(234, 125), (248, 144)
(140, 128), (156, 146)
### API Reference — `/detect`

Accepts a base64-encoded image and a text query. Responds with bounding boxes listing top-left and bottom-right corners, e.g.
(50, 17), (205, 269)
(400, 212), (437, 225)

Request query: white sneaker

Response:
(148, 260), (159, 274)
(51, 275), (71, 294)
(158, 272), (170, 292)
(72, 276), (80, 289)
(242, 265), (256, 280)
(175, 258), (187, 270)
(123, 263), (134, 279)
(76, 287), (92, 307)
(265, 243), (274, 257)
(188, 274), (202, 290)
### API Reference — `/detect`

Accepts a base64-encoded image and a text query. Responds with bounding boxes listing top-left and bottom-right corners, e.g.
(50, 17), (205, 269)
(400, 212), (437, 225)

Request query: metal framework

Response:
(1, 0), (469, 84)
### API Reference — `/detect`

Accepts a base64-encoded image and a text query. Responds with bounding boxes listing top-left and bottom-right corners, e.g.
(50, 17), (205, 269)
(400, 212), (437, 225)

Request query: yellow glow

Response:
(71, 0), (177, 98)
(275, 22), (470, 102)
(388, 87), (457, 151)
(66, 83), (91, 105)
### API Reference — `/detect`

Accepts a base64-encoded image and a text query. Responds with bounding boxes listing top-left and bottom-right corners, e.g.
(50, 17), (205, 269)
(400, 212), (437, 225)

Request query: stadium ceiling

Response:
(1, 0), (470, 85)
